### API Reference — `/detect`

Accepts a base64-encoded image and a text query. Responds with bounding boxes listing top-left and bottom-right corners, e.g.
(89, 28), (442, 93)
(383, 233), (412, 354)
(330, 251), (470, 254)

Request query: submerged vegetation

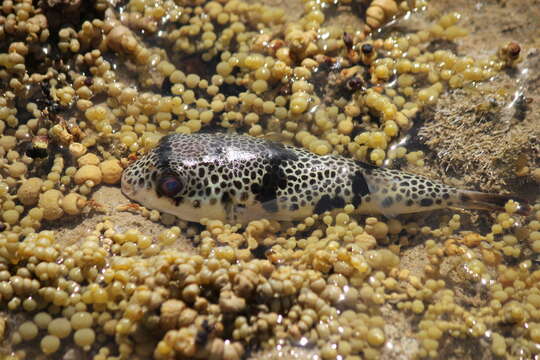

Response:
(0, 0), (539, 359)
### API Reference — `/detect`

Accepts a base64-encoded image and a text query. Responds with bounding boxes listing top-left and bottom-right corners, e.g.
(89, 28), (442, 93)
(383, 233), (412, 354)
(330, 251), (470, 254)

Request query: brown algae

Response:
(0, 0), (539, 359)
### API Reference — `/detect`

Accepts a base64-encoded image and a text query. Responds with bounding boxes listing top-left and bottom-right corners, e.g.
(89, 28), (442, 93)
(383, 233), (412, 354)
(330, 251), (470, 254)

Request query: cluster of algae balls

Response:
(0, 0), (538, 359)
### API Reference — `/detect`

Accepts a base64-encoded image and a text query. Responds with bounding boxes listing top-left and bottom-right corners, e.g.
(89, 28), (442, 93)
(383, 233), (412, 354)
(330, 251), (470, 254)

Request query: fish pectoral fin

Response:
(362, 173), (402, 218)
(368, 192), (401, 218)
(233, 201), (278, 225)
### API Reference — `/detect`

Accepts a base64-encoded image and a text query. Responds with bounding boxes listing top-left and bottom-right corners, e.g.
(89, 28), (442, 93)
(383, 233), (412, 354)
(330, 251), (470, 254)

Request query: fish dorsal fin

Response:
(197, 125), (227, 134)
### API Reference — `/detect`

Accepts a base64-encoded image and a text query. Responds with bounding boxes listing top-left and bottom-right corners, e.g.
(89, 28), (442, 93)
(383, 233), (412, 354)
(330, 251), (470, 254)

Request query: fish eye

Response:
(157, 175), (183, 197)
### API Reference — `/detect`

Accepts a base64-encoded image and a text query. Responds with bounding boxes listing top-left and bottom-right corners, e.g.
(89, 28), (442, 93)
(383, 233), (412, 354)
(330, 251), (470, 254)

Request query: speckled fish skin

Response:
(121, 133), (528, 224)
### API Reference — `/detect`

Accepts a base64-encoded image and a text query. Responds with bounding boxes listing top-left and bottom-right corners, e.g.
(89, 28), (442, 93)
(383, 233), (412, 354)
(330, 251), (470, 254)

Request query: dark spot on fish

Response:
(251, 183), (260, 194)
(257, 170), (283, 204)
(406, 200), (414, 206)
(314, 195), (346, 214)
(254, 146), (296, 211)
(382, 197), (393, 208)
(351, 171), (370, 207)
(156, 135), (174, 170)
(420, 198), (433, 207)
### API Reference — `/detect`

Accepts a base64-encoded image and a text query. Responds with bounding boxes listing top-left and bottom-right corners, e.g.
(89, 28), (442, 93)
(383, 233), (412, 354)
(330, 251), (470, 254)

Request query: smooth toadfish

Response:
(121, 133), (529, 224)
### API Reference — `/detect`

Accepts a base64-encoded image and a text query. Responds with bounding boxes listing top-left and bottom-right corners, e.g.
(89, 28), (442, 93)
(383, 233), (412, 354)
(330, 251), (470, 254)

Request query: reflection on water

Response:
(0, 0), (539, 359)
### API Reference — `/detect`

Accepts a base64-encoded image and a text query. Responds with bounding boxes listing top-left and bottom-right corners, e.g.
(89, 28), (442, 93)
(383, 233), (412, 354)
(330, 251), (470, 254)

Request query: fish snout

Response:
(120, 171), (136, 198)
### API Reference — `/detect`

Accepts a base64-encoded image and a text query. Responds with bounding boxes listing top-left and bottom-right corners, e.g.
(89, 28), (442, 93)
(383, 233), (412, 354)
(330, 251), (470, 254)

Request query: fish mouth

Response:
(120, 174), (136, 198)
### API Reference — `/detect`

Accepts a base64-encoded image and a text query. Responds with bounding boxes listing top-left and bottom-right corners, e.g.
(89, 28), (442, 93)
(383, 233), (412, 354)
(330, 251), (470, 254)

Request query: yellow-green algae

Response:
(0, 0), (539, 359)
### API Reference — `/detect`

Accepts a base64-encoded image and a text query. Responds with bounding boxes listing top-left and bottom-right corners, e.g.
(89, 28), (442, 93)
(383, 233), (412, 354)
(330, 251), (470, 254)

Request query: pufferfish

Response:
(121, 133), (529, 225)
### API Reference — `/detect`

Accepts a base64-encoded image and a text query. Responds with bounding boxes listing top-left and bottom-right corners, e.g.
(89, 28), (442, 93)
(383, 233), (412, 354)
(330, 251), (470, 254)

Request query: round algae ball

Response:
(77, 153), (100, 166)
(8, 162), (27, 177)
(41, 335), (61, 354)
(69, 143), (87, 158)
(366, 249), (399, 270)
(71, 311), (93, 330)
(530, 326), (540, 343)
(491, 333), (506, 356)
(61, 193), (87, 215)
(367, 327), (386, 347)
(48, 317), (72, 338)
(106, 25), (135, 53)
(371, 222), (389, 239)
(387, 219), (403, 234)
(17, 177), (43, 206)
(532, 168), (540, 184)
(74, 328), (95, 348)
(74, 165), (102, 185)
(38, 189), (64, 220)
(34, 312), (53, 329)
(19, 321), (39, 341)
(3, 209), (20, 225)
(290, 96), (309, 114)
(99, 159), (123, 184)
(411, 299), (425, 314)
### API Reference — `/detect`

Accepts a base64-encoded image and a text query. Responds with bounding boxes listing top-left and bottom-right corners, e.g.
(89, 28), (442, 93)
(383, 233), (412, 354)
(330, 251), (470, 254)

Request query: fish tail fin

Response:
(353, 162), (531, 217)
(456, 190), (531, 216)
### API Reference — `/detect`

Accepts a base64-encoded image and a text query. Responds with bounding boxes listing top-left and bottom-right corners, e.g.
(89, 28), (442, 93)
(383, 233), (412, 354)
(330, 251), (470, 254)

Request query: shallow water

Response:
(0, 0), (539, 359)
